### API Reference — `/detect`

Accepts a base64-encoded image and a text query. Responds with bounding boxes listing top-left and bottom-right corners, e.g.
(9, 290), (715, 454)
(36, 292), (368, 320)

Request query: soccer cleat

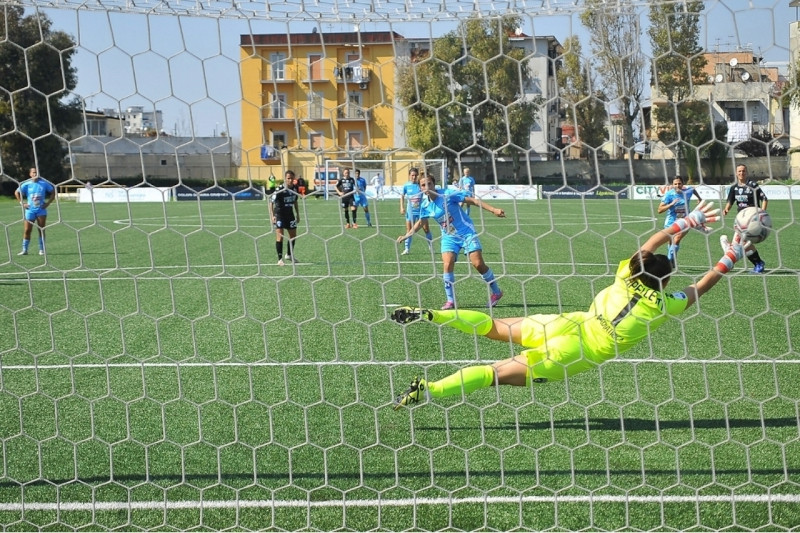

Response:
(38, 250), (45, 256)
(352, 223), (358, 229)
(394, 377), (427, 410)
(277, 259), (285, 266)
(390, 306), (432, 324)
(488, 291), (503, 308)
(345, 224), (351, 229)
(440, 301), (455, 310)
(400, 249), (410, 256)
(719, 235), (730, 253)
(752, 261), (765, 274)
(17, 250), (28, 256)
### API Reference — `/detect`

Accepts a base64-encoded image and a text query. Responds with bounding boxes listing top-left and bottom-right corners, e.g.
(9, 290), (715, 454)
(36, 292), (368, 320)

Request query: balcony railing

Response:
(261, 104), (295, 121)
(334, 65), (371, 84)
(337, 106), (371, 120)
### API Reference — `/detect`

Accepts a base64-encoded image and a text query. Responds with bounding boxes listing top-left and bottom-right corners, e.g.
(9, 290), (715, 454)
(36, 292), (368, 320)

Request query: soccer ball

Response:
(734, 207), (772, 244)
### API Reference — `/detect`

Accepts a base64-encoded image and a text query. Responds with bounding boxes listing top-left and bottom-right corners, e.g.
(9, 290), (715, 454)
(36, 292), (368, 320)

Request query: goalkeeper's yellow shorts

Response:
(517, 312), (603, 383)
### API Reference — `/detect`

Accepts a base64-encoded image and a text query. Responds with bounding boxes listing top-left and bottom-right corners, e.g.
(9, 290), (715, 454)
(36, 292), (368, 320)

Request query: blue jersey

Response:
(402, 181), (423, 216)
(419, 189), (475, 237)
(18, 178), (55, 218)
(661, 187), (695, 227)
(354, 177), (369, 207)
(458, 176), (476, 196)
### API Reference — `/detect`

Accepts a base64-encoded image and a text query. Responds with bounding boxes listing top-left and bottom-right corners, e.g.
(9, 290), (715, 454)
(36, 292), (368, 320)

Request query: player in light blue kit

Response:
(399, 167), (433, 255)
(14, 168), (55, 256)
(658, 176), (704, 262)
(397, 174), (505, 309)
(353, 169), (372, 227)
(458, 167), (476, 214)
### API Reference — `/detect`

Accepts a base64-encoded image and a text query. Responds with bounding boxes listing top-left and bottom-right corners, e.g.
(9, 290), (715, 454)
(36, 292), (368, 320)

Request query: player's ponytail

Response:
(630, 250), (672, 291)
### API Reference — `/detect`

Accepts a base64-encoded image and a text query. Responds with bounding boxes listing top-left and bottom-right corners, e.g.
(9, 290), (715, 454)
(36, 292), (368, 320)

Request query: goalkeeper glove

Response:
(668, 200), (719, 234)
(715, 235), (748, 274)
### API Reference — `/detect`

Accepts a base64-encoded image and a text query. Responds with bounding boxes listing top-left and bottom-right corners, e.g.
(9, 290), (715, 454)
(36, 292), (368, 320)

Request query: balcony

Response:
(337, 106), (371, 121)
(260, 70), (294, 84)
(301, 108), (329, 122)
(261, 105), (296, 122)
(334, 65), (371, 86)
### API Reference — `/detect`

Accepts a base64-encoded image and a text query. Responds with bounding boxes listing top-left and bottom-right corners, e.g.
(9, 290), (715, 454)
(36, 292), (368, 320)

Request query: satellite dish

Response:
(741, 71), (751, 81)
(729, 57), (739, 67)
(514, 27), (522, 36)
(715, 74), (724, 83)
(708, 75), (715, 83)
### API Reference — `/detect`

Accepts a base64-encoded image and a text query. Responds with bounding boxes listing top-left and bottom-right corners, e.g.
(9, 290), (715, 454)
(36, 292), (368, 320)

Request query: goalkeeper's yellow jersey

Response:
(583, 259), (690, 358)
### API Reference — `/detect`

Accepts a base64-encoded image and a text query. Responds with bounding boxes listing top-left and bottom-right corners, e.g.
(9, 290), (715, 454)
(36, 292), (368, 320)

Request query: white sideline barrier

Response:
(79, 187), (172, 203)
(631, 184), (800, 201)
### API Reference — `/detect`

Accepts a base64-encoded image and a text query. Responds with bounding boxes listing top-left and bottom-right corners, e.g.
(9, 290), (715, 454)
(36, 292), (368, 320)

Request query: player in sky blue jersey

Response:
(353, 169), (372, 227)
(457, 167), (476, 215)
(397, 174), (505, 309)
(399, 167), (433, 255)
(14, 168), (56, 256)
(658, 176), (704, 262)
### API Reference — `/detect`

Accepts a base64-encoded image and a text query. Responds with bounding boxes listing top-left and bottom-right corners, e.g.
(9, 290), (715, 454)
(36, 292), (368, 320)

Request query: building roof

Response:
(69, 136), (232, 155)
(241, 31), (404, 47)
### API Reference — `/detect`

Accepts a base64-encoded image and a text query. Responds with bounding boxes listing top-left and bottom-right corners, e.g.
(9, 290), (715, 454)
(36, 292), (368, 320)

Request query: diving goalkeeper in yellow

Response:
(391, 201), (748, 409)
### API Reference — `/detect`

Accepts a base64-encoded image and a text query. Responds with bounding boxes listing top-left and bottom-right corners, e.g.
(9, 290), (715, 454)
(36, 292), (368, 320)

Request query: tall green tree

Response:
(648, 0), (709, 180)
(580, 0), (646, 154)
(396, 15), (541, 176)
(556, 36), (609, 157)
(0, 6), (81, 183)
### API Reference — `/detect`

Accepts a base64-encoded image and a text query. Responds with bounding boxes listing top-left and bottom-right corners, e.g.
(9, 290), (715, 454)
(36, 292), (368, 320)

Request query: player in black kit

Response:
(722, 164), (768, 273)
(269, 170), (301, 266)
(336, 168), (358, 229)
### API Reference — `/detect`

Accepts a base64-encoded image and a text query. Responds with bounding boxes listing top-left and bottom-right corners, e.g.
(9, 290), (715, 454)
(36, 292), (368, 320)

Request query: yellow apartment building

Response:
(240, 31), (418, 187)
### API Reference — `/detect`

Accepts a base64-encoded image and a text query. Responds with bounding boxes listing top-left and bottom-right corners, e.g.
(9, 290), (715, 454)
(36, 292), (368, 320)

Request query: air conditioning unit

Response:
(359, 82), (368, 90)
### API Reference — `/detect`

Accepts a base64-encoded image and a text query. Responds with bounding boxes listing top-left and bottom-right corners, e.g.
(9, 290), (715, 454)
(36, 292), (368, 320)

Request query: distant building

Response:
(122, 106), (163, 135)
(68, 136), (234, 181)
(650, 48), (786, 160)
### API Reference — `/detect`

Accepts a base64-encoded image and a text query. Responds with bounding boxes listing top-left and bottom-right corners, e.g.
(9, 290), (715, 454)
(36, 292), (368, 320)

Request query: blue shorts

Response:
(24, 207), (47, 222)
(353, 194), (368, 208)
(406, 210), (423, 223)
(441, 233), (481, 255)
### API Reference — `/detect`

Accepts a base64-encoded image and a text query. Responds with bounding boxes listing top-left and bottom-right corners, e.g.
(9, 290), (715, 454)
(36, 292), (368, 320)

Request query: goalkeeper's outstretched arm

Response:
(637, 201), (747, 307)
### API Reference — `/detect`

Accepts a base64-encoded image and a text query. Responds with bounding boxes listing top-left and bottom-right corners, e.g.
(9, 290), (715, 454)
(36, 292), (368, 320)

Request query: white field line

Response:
(0, 359), (797, 371)
(0, 493), (798, 513)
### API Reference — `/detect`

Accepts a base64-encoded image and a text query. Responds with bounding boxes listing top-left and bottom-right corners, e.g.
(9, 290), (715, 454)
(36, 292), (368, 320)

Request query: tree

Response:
(648, 0), (709, 179)
(0, 6), (81, 183)
(396, 15), (541, 176)
(556, 36), (609, 157)
(580, 0), (646, 155)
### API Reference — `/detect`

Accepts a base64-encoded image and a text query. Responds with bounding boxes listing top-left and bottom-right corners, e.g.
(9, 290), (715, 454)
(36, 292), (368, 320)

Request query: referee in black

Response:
(269, 170), (301, 266)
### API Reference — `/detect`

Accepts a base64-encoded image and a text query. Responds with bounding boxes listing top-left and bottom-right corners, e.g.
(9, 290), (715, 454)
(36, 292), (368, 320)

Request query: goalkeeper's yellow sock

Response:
(427, 365), (495, 398)
(429, 309), (493, 336)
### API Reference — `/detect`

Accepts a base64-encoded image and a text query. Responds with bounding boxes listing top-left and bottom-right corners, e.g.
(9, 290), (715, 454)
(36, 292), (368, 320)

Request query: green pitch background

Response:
(0, 195), (798, 531)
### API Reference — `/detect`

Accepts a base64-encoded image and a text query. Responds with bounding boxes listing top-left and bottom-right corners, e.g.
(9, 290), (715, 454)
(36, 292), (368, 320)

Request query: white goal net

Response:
(0, 0), (799, 531)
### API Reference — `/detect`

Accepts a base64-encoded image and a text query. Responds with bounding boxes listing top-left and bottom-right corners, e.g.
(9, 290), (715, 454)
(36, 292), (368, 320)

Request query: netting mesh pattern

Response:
(1, 0), (799, 531)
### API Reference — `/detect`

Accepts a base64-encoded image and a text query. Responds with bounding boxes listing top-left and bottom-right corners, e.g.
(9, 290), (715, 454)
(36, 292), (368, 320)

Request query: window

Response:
(161, 159), (167, 166)
(309, 54), (323, 80)
(347, 131), (363, 151)
(272, 132), (287, 149)
(726, 106), (744, 122)
(270, 53), (287, 80)
(309, 133), (324, 150)
(308, 92), (324, 119)
(271, 94), (287, 119)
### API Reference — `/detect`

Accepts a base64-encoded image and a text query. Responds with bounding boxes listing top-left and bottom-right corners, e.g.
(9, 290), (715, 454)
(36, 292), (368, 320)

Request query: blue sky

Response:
(43, 0), (795, 143)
